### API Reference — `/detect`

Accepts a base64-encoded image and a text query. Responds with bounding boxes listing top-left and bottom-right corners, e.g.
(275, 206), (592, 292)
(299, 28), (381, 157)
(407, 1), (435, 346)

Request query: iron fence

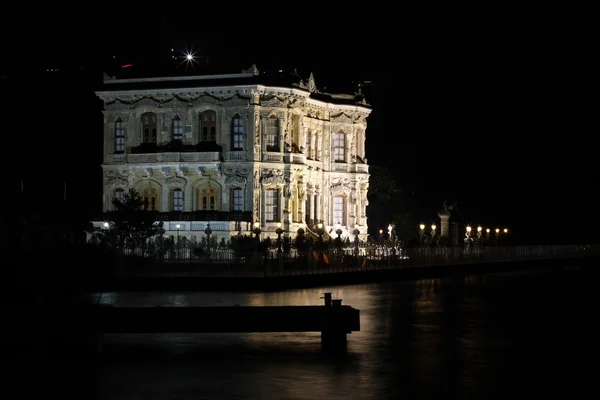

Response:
(108, 243), (598, 278)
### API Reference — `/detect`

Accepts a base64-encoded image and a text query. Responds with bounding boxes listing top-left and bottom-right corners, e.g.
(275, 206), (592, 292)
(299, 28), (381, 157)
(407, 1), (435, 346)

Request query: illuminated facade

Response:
(93, 66), (371, 242)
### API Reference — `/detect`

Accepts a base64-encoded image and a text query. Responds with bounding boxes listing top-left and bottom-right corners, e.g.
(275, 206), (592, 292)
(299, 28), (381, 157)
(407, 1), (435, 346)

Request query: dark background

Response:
(1, 2), (595, 245)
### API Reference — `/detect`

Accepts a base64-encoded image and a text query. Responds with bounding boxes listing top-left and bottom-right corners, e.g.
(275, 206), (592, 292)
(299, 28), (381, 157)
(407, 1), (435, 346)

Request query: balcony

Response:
(224, 151), (247, 161)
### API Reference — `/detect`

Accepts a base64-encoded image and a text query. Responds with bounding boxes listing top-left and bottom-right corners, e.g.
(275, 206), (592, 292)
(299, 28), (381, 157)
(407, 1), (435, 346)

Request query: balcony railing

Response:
(104, 152), (220, 164)
(99, 210), (252, 222)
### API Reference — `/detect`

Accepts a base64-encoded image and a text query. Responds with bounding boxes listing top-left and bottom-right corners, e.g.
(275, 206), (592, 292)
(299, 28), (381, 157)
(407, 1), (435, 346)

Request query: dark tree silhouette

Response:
(95, 188), (165, 250)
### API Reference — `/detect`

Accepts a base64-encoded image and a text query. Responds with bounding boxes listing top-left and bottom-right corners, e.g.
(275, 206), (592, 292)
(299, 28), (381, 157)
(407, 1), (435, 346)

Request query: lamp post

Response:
(335, 223), (343, 239)
(353, 224), (360, 257)
(276, 222), (284, 253)
(431, 224), (437, 243)
(316, 222), (324, 242)
(176, 224), (181, 260)
(503, 228), (508, 234)
(419, 223), (425, 245)
(204, 223), (212, 243)
(253, 221), (262, 240)
(465, 225), (472, 248)
(103, 222), (109, 229)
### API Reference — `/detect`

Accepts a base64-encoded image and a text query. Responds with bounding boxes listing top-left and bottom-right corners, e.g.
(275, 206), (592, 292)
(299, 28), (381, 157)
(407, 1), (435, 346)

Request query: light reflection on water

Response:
(15, 265), (598, 399)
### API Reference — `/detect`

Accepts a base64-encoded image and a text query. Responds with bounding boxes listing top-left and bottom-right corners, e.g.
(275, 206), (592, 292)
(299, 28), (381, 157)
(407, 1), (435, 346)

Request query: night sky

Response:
(1, 3), (595, 244)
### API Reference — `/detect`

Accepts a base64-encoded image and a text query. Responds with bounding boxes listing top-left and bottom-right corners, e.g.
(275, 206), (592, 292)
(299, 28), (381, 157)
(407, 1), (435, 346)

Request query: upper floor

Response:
(96, 66), (372, 173)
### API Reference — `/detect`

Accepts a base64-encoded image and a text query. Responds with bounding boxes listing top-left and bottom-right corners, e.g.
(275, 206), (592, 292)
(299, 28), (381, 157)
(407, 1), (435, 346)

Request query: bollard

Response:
(320, 293), (332, 307)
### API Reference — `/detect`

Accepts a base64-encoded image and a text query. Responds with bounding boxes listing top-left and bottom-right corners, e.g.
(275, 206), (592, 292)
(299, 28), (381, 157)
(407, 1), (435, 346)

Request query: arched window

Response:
(231, 114), (244, 150)
(333, 195), (346, 226)
(171, 188), (184, 211)
(264, 116), (279, 152)
(142, 187), (158, 211)
(333, 132), (345, 162)
(172, 116), (183, 141)
(200, 110), (217, 142)
(115, 118), (125, 153)
(141, 112), (157, 143)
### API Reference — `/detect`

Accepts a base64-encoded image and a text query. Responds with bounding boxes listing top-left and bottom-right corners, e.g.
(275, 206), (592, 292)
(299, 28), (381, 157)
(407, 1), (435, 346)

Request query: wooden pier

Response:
(80, 293), (360, 351)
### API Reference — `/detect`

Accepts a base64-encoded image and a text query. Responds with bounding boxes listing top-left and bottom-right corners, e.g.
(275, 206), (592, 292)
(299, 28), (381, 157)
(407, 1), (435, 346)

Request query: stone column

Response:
(438, 212), (451, 237)
(309, 188), (315, 224)
(315, 189), (321, 223)
(278, 187), (283, 223)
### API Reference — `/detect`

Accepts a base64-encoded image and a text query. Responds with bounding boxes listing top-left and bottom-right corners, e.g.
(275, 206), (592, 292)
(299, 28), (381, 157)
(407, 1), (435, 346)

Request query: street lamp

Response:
(176, 224), (181, 244)
(503, 228), (508, 234)
(253, 221), (262, 238)
(419, 223), (425, 244)
(465, 225), (472, 248)
(253, 221), (262, 253)
(316, 222), (324, 242)
(103, 222), (109, 229)
(353, 224), (360, 257)
(276, 222), (284, 253)
(204, 223), (212, 241)
(335, 222), (343, 238)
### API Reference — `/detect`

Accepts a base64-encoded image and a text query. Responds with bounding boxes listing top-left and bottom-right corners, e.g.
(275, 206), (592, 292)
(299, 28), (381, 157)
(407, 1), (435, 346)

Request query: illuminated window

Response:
(333, 196), (345, 225)
(231, 188), (243, 211)
(172, 188), (184, 211)
(265, 189), (278, 222)
(231, 115), (244, 150)
(115, 119), (125, 153)
(172, 116), (183, 141)
(142, 187), (158, 211)
(113, 188), (125, 209)
(333, 132), (345, 162)
(200, 187), (218, 210)
(142, 112), (157, 143)
(200, 110), (216, 142)
(264, 116), (279, 152)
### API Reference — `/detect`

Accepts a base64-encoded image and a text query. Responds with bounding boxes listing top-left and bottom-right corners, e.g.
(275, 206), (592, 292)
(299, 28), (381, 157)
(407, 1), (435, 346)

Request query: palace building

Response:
(93, 65), (372, 242)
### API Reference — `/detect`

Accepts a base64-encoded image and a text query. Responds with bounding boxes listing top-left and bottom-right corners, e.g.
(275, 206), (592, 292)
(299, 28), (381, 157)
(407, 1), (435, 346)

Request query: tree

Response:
(95, 188), (165, 252)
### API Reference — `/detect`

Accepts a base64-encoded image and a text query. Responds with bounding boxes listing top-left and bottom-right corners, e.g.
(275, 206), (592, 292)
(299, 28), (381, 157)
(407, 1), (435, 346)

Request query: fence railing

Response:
(111, 244), (598, 278)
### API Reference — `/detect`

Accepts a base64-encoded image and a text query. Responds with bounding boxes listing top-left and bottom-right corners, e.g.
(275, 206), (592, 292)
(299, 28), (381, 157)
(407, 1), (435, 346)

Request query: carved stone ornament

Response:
(106, 175), (128, 187)
(242, 64), (260, 75)
(331, 112), (354, 124)
(330, 177), (351, 194)
(166, 176), (187, 187)
(261, 169), (285, 186)
(308, 73), (316, 93)
(261, 95), (288, 108)
(224, 168), (249, 185)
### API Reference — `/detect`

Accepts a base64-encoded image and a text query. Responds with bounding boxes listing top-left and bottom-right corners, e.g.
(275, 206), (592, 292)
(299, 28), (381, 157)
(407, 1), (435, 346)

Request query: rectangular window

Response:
(264, 118), (279, 152)
(334, 133), (345, 161)
(172, 190), (184, 211)
(115, 121), (125, 152)
(265, 189), (278, 222)
(173, 119), (183, 141)
(201, 111), (217, 141)
(232, 188), (243, 211)
(333, 196), (345, 225)
(232, 117), (244, 150)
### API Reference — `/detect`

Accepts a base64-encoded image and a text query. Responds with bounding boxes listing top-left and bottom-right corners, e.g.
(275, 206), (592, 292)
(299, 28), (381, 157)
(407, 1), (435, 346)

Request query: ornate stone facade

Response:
(94, 67), (371, 241)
